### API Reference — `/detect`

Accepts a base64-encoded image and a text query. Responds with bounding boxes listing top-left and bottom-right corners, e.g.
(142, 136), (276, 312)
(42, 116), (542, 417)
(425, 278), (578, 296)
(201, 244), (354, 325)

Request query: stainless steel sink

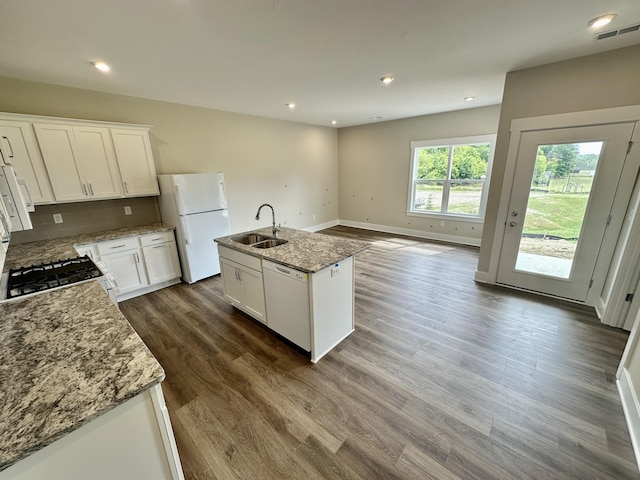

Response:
(230, 233), (288, 249)
(231, 233), (271, 245)
(252, 239), (288, 249)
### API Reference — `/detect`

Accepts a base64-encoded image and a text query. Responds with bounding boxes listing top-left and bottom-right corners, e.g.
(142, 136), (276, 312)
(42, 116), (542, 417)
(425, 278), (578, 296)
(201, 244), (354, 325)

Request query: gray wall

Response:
(338, 106), (501, 244)
(478, 44), (640, 273)
(0, 76), (339, 240)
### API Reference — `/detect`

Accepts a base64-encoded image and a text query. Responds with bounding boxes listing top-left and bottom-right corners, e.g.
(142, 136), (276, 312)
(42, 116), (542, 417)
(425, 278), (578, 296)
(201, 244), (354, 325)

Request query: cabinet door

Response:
(33, 124), (87, 202)
(220, 258), (244, 308)
(240, 267), (266, 323)
(0, 121), (54, 204)
(111, 129), (159, 196)
(143, 242), (181, 284)
(73, 126), (122, 199)
(101, 250), (148, 296)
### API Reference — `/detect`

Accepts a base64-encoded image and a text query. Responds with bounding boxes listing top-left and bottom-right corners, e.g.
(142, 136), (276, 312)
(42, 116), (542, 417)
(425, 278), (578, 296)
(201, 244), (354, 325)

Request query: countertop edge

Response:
(0, 374), (165, 472)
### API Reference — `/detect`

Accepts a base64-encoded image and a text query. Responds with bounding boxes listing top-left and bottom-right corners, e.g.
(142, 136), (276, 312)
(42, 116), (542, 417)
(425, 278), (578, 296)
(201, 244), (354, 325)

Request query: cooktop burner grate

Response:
(7, 256), (102, 299)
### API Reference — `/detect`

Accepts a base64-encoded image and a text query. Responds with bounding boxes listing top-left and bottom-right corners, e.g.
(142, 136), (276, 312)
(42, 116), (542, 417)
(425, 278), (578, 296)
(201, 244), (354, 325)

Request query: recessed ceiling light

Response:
(331, 120), (337, 125)
(369, 116), (385, 120)
(588, 13), (617, 28)
(380, 76), (394, 85)
(464, 96), (475, 102)
(286, 103), (296, 109)
(92, 61), (111, 73)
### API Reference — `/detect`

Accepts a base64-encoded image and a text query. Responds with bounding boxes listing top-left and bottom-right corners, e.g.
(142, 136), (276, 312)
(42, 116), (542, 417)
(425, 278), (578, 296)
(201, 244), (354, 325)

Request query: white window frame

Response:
(407, 134), (496, 222)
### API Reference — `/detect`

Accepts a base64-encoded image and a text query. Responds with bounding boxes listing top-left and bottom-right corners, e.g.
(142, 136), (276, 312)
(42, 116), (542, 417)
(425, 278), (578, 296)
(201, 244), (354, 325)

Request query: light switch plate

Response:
(53, 213), (63, 224)
(124, 206), (132, 215)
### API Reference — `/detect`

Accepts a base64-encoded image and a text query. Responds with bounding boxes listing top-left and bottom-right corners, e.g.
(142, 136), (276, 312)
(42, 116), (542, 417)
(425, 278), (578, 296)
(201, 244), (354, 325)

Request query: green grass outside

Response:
(523, 193), (588, 239)
(415, 178), (591, 238)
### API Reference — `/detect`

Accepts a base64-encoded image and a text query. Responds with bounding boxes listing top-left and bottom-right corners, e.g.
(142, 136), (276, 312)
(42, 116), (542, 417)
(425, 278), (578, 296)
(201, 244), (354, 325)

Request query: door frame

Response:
(483, 104), (640, 307)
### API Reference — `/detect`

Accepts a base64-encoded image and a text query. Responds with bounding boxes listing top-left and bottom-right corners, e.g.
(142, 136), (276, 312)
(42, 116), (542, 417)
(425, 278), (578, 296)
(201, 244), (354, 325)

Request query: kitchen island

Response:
(0, 281), (183, 479)
(215, 227), (370, 362)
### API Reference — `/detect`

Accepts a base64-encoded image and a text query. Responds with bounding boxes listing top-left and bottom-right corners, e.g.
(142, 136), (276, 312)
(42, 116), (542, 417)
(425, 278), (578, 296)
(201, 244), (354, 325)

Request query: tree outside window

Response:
(408, 135), (496, 219)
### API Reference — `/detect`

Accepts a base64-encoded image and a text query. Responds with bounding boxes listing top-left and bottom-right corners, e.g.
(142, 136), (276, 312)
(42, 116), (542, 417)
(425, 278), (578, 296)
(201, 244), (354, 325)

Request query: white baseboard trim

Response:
(337, 219), (481, 247)
(304, 219), (339, 232)
(617, 369), (640, 471)
(474, 270), (491, 284)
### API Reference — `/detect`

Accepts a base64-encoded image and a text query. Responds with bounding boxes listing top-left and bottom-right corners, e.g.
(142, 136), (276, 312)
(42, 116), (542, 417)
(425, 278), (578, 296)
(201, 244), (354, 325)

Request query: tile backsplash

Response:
(11, 197), (161, 244)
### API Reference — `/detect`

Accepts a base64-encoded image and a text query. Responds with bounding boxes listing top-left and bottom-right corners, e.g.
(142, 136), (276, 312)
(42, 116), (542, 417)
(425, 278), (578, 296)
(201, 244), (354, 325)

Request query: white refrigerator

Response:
(158, 173), (231, 284)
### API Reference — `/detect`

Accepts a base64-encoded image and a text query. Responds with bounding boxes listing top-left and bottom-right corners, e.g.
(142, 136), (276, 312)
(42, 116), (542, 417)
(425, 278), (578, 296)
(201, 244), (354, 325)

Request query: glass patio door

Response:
(496, 123), (635, 302)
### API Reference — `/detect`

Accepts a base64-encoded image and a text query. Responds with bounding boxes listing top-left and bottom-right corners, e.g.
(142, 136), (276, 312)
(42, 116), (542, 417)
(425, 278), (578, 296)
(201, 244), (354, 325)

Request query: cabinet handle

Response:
(2, 194), (16, 216)
(134, 252), (140, 263)
(82, 183), (88, 196)
(2, 136), (14, 158)
(110, 244), (127, 249)
(88, 183), (94, 195)
(123, 181), (129, 194)
(152, 245), (164, 249)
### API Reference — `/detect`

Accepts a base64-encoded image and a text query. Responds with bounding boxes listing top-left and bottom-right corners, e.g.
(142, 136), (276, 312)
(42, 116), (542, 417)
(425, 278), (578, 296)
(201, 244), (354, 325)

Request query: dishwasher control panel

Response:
(292, 271), (307, 281)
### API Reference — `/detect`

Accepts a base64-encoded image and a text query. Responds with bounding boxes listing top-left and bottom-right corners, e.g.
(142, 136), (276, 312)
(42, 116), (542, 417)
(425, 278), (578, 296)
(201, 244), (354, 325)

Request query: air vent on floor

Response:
(595, 22), (640, 40)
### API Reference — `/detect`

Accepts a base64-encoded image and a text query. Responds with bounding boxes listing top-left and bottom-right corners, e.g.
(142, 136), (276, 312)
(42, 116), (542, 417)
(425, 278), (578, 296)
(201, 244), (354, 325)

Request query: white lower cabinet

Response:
(141, 232), (181, 284)
(0, 384), (184, 480)
(100, 248), (148, 296)
(218, 245), (355, 362)
(77, 230), (182, 302)
(218, 246), (266, 323)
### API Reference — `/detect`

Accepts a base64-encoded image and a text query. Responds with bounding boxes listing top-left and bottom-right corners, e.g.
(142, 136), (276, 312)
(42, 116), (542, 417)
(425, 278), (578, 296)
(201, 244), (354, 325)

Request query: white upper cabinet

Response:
(0, 113), (159, 204)
(34, 124), (123, 202)
(34, 123), (87, 202)
(0, 120), (54, 204)
(111, 128), (159, 196)
(74, 126), (123, 199)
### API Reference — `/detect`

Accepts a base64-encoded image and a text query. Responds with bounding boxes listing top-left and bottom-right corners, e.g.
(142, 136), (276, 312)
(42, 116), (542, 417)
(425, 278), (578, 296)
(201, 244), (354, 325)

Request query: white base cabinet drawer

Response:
(97, 237), (139, 255)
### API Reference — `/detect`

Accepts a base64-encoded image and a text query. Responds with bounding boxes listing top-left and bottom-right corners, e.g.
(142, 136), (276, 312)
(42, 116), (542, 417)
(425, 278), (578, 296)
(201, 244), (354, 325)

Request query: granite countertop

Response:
(3, 223), (174, 273)
(215, 226), (371, 273)
(0, 281), (164, 471)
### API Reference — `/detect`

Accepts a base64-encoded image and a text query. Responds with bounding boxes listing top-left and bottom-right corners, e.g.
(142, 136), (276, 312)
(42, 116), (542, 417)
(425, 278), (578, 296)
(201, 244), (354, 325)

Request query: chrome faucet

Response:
(255, 203), (280, 237)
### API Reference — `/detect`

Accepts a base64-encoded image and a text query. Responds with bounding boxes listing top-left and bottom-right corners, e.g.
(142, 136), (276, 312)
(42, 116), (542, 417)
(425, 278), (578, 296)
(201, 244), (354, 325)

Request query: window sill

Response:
(406, 211), (484, 224)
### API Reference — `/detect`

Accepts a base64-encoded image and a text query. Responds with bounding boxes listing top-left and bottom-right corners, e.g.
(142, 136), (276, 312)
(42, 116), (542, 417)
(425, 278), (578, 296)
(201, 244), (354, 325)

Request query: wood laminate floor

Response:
(120, 226), (639, 480)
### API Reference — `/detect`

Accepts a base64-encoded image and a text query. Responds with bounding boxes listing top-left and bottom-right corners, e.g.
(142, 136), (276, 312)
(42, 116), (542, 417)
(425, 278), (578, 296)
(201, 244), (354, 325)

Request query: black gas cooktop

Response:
(6, 256), (102, 299)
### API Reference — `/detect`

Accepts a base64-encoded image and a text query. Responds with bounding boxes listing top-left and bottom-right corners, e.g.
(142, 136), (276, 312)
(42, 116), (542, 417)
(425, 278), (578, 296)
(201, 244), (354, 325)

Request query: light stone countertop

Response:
(3, 223), (174, 273)
(0, 281), (165, 471)
(215, 226), (371, 273)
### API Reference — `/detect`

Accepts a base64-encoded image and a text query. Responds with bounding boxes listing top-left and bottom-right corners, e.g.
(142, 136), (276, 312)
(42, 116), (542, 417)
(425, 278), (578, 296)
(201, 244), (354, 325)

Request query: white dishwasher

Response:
(262, 260), (311, 351)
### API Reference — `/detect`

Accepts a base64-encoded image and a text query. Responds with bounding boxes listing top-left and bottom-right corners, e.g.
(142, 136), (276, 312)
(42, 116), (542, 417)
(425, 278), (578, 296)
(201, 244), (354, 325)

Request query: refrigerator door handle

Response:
(180, 215), (192, 244)
(174, 184), (186, 216)
(219, 180), (228, 209)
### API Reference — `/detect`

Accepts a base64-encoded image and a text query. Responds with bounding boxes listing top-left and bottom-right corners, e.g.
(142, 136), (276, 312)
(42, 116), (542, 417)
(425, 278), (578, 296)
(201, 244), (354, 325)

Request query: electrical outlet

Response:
(440, 220), (445, 227)
(124, 206), (132, 215)
(53, 213), (63, 224)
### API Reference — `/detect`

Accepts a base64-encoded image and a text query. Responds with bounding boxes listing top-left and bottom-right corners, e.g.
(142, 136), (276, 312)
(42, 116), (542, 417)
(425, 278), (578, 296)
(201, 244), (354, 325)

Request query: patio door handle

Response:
(509, 221), (517, 227)
(511, 211), (518, 217)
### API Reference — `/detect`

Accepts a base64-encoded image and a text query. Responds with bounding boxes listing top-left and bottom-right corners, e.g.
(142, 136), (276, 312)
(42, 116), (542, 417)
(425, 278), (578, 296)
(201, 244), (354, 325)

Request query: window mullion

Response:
(442, 146), (454, 213)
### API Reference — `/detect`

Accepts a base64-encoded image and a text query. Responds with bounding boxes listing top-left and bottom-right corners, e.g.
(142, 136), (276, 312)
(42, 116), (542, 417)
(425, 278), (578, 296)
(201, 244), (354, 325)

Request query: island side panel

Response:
(310, 256), (355, 363)
(0, 387), (176, 480)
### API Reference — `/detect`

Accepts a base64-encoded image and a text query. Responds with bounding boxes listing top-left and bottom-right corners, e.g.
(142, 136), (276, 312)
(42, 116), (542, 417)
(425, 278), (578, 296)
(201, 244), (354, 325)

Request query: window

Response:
(408, 134), (496, 220)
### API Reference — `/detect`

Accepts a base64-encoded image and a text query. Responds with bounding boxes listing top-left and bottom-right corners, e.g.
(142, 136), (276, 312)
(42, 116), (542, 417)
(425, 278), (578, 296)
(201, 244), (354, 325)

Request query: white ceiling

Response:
(2, 0), (640, 128)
